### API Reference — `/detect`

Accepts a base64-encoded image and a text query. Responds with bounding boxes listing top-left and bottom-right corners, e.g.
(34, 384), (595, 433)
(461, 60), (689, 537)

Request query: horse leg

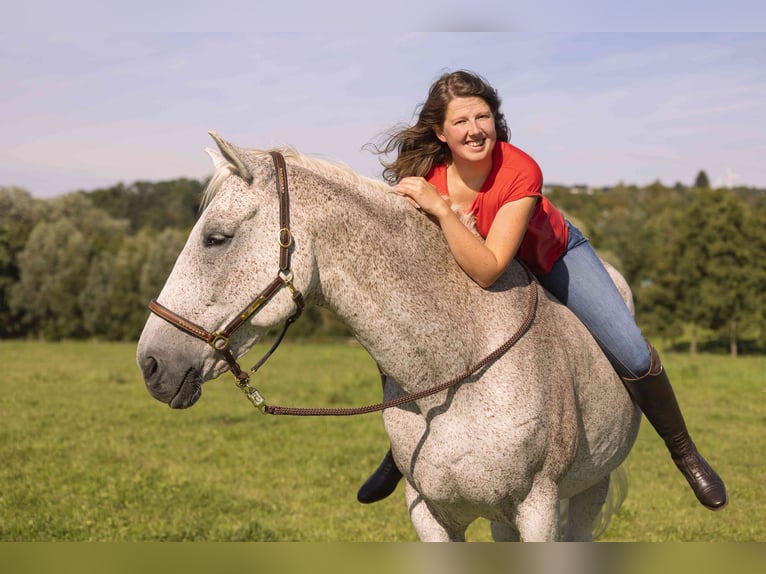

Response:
(514, 476), (561, 541)
(490, 521), (521, 542)
(405, 482), (465, 542)
(562, 476), (610, 541)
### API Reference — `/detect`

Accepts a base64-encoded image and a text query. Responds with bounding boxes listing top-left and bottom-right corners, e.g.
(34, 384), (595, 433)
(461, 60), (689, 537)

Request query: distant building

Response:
(543, 184), (594, 195)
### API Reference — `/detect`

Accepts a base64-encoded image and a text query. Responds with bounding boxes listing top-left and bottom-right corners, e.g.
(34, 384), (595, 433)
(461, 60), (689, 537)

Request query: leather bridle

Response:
(147, 149), (539, 417)
(149, 151), (305, 410)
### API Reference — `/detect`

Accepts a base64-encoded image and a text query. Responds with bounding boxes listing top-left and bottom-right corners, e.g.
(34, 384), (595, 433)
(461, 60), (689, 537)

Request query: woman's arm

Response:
(394, 177), (537, 288)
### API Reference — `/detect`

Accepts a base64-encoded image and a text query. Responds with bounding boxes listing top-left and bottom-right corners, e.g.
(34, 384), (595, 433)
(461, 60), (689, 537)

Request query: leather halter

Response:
(148, 151), (305, 410)
(148, 149), (539, 416)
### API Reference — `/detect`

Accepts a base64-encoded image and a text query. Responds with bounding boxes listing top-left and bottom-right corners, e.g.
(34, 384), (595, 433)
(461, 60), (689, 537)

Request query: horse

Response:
(136, 132), (641, 541)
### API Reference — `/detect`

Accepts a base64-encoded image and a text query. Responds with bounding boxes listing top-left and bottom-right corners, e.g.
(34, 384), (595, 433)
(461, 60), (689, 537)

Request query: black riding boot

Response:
(357, 448), (403, 504)
(357, 365), (404, 504)
(622, 342), (728, 511)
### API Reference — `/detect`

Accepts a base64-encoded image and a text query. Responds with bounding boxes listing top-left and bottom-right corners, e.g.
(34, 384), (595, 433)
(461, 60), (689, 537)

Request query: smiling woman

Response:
(358, 70), (726, 515)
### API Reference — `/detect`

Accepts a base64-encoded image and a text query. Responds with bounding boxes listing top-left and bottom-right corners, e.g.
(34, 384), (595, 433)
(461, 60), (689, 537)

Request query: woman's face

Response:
(434, 96), (497, 166)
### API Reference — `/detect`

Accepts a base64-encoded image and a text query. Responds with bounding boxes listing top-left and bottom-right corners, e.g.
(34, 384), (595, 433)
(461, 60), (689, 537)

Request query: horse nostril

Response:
(141, 356), (159, 380)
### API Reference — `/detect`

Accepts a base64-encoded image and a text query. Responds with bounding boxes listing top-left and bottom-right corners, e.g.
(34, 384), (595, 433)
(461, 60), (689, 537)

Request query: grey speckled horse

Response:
(137, 132), (641, 541)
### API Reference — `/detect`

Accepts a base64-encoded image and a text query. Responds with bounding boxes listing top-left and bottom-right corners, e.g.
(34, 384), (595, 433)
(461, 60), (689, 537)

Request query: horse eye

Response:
(203, 233), (232, 248)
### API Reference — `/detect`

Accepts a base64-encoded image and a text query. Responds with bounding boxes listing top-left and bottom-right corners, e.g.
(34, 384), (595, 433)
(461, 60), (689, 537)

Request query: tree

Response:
(73, 225), (188, 341)
(11, 218), (91, 339)
(80, 250), (117, 338)
(636, 194), (690, 348)
(694, 170), (710, 189)
(694, 190), (757, 356)
(138, 228), (188, 304)
(109, 231), (159, 340)
(0, 188), (44, 337)
(10, 195), (129, 340)
(84, 178), (205, 233)
(80, 230), (157, 340)
(749, 208), (766, 351)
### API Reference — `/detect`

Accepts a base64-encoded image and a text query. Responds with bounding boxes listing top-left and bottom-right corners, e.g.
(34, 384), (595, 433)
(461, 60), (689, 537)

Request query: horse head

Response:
(136, 132), (316, 408)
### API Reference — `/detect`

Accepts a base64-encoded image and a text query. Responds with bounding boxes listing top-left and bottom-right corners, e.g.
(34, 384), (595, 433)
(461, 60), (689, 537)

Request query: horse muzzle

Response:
(137, 332), (206, 409)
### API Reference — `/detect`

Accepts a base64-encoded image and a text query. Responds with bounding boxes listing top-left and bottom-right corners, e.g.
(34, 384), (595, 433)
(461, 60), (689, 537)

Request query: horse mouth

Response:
(169, 368), (203, 409)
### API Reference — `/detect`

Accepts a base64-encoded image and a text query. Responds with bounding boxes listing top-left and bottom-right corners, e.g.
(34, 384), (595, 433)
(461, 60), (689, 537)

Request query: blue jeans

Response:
(535, 221), (651, 379)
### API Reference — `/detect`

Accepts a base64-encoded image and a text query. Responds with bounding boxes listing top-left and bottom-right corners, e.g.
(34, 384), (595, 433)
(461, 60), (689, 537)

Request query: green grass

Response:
(0, 341), (763, 541)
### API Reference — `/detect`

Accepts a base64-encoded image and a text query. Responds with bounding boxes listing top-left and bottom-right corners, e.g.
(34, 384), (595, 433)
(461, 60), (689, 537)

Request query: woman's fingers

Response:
(394, 178), (444, 213)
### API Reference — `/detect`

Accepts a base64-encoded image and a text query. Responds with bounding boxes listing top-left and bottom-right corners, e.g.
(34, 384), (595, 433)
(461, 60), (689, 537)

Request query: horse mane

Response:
(201, 144), (480, 234)
(201, 145), (392, 211)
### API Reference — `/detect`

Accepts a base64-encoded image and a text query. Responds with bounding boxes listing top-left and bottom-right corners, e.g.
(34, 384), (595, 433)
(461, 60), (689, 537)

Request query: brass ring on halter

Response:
(279, 269), (294, 285)
(278, 227), (293, 248)
(211, 333), (230, 351)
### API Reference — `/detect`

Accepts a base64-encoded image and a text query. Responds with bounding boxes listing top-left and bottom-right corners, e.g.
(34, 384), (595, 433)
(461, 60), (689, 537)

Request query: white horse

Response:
(137, 132), (640, 541)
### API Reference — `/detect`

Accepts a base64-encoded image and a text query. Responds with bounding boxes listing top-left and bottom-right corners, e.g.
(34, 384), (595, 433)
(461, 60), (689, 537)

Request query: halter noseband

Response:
(148, 151), (304, 411)
(147, 149), (539, 417)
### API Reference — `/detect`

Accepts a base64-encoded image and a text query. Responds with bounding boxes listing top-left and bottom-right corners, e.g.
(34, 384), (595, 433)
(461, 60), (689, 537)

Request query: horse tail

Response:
(557, 461), (630, 540)
(592, 461), (630, 539)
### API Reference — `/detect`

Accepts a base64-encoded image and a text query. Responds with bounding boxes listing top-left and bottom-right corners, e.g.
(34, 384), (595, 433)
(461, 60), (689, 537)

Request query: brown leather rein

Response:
(148, 150), (539, 417)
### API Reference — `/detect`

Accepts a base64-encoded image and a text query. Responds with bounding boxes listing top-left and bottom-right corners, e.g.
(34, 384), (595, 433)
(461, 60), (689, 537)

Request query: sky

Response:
(2, 4), (766, 198)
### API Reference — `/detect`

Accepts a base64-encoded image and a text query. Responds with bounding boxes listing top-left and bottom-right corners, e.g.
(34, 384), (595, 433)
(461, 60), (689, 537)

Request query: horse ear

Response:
(208, 130), (254, 184)
(205, 147), (229, 171)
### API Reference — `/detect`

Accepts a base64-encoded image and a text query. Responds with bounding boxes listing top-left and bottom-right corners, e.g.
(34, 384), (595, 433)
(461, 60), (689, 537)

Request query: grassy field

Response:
(0, 340), (763, 541)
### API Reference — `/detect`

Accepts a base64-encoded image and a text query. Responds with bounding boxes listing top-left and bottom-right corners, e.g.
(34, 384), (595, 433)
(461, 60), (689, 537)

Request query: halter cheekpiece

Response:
(148, 150), (539, 416)
(149, 151), (305, 411)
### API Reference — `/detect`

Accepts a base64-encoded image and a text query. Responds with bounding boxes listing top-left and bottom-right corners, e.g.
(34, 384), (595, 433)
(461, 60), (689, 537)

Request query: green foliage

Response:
(0, 176), (764, 348)
(646, 189), (760, 354)
(11, 218), (91, 339)
(9, 195), (130, 340)
(83, 178), (205, 233)
(0, 187), (46, 337)
(80, 230), (165, 340)
(694, 170), (711, 189)
(1, 178), (345, 340)
(0, 341), (763, 541)
(1, 185), (200, 340)
(552, 182), (766, 355)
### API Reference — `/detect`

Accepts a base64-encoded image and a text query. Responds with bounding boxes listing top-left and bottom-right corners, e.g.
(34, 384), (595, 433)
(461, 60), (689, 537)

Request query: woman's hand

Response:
(394, 177), (452, 219)
(394, 176), (537, 289)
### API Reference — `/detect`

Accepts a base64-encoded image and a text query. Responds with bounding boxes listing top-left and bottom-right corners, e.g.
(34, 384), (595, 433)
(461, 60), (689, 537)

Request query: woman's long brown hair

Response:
(372, 70), (510, 184)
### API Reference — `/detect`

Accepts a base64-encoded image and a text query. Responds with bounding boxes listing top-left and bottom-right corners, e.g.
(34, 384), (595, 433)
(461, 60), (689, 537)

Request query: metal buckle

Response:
(278, 227), (293, 248)
(237, 378), (266, 412)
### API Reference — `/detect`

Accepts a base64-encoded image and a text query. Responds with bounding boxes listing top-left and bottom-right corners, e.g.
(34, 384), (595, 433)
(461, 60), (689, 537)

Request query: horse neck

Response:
(295, 168), (524, 385)
(309, 178), (448, 309)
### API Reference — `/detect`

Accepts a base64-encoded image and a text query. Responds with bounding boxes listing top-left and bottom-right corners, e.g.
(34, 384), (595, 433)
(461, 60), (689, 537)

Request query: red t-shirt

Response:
(425, 141), (568, 275)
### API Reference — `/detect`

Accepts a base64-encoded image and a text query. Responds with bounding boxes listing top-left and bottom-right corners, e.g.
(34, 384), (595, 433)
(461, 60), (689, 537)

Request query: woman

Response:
(357, 70), (727, 511)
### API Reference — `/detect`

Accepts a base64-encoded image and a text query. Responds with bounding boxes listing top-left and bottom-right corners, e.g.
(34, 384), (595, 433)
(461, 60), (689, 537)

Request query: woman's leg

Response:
(536, 222), (650, 379)
(537, 222), (727, 510)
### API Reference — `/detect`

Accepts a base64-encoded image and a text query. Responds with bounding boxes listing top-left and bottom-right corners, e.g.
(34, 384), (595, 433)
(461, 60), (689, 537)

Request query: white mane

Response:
(201, 145), (479, 234)
(201, 146), (391, 210)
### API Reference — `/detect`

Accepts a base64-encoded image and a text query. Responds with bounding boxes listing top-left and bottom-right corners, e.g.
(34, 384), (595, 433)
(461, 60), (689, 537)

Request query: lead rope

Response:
(261, 264), (539, 416)
(148, 148), (539, 417)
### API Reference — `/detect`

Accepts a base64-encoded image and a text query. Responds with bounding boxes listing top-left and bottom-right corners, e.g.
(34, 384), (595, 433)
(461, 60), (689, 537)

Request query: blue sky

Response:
(2, 9), (765, 197)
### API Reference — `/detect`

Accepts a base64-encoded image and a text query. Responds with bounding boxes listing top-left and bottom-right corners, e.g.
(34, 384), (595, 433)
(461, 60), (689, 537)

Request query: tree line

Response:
(547, 173), (766, 356)
(1, 171), (765, 355)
